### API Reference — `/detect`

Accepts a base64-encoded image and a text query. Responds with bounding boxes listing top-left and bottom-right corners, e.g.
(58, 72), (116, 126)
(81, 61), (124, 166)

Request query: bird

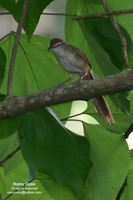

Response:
(48, 38), (115, 124)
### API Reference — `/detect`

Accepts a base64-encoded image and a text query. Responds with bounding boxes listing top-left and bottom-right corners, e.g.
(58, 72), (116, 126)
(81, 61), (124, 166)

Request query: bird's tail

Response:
(83, 70), (115, 124)
(91, 96), (115, 124)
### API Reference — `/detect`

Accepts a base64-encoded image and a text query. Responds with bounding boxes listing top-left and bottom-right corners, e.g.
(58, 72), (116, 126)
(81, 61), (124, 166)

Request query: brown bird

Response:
(48, 38), (115, 124)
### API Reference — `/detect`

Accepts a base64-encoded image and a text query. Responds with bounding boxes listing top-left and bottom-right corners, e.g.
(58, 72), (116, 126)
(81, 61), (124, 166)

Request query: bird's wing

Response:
(69, 45), (92, 68)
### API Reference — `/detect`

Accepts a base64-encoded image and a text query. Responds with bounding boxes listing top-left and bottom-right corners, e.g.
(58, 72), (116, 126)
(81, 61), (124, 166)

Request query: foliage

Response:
(0, 0), (54, 39)
(0, 0), (133, 200)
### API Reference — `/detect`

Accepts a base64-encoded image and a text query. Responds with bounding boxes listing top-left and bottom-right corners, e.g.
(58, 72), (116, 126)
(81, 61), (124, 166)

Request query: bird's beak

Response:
(47, 46), (51, 51)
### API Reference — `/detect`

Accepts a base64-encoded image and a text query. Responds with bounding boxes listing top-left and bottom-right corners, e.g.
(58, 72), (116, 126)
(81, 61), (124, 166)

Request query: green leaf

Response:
(0, 167), (7, 198)
(82, 18), (133, 73)
(0, 116), (20, 139)
(37, 173), (78, 200)
(0, 92), (19, 139)
(1, 161), (51, 200)
(0, 134), (51, 199)
(117, 92), (130, 115)
(0, 0), (54, 39)
(110, 92), (131, 115)
(0, 134), (54, 199)
(83, 123), (130, 200)
(18, 108), (91, 199)
(107, 0), (133, 46)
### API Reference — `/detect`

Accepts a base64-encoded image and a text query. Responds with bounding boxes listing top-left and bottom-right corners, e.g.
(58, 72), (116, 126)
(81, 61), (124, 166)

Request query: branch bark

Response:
(7, 0), (29, 96)
(0, 69), (133, 121)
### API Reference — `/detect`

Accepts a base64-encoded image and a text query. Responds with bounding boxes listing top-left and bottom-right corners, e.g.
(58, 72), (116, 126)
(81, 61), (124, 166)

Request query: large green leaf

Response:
(37, 173), (78, 200)
(0, 133), (71, 200)
(107, 0), (133, 43)
(82, 18), (133, 73)
(0, 116), (19, 139)
(0, 33), (56, 94)
(18, 108), (91, 199)
(0, 159), (52, 200)
(84, 123), (130, 200)
(0, 96), (20, 139)
(0, 0), (54, 39)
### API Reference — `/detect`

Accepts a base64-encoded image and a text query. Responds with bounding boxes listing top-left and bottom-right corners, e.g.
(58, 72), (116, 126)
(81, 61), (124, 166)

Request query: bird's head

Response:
(48, 38), (63, 51)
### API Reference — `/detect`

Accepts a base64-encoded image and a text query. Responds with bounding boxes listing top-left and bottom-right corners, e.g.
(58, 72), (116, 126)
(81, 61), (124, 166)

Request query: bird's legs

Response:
(58, 73), (74, 86)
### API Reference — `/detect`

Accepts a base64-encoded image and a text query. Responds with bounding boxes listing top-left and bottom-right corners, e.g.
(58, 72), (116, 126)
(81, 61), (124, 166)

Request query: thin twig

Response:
(73, 9), (133, 20)
(102, 0), (131, 70)
(61, 108), (94, 121)
(0, 11), (75, 17)
(42, 12), (75, 17)
(124, 122), (133, 139)
(116, 177), (127, 200)
(7, 0), (29, 96)
(65, 119), (83, 123)
(61, 111), (85, 121)
(0, 31), (13, 42)
(0, 146), (20, 166)
(0, 12), (10, 15)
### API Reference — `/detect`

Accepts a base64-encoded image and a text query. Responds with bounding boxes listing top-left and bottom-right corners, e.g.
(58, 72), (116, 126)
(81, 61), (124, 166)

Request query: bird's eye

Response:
(55, 43), (61, 48)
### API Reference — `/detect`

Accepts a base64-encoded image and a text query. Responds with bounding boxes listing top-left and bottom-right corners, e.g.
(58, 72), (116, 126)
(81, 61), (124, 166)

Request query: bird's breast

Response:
(56, 51), (87, 74)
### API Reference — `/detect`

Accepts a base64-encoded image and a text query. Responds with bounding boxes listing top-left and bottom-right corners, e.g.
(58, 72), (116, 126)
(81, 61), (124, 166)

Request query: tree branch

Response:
(0, 146), (20, 166)
(73, 9), (133, 20)
(0, 69), (133, 121)
(102, 0), (131, 70)
(7, 0), (29, 96)
(42, 12), (75, 16)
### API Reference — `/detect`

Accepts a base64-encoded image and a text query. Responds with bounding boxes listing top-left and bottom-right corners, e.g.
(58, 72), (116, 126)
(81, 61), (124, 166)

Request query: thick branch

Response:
(102, 0), (131, 70)
(0, 70), (133, 121)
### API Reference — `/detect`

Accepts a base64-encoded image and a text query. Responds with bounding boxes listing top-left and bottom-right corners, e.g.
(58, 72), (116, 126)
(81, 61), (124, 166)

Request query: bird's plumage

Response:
(48, 38), (115, 124)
